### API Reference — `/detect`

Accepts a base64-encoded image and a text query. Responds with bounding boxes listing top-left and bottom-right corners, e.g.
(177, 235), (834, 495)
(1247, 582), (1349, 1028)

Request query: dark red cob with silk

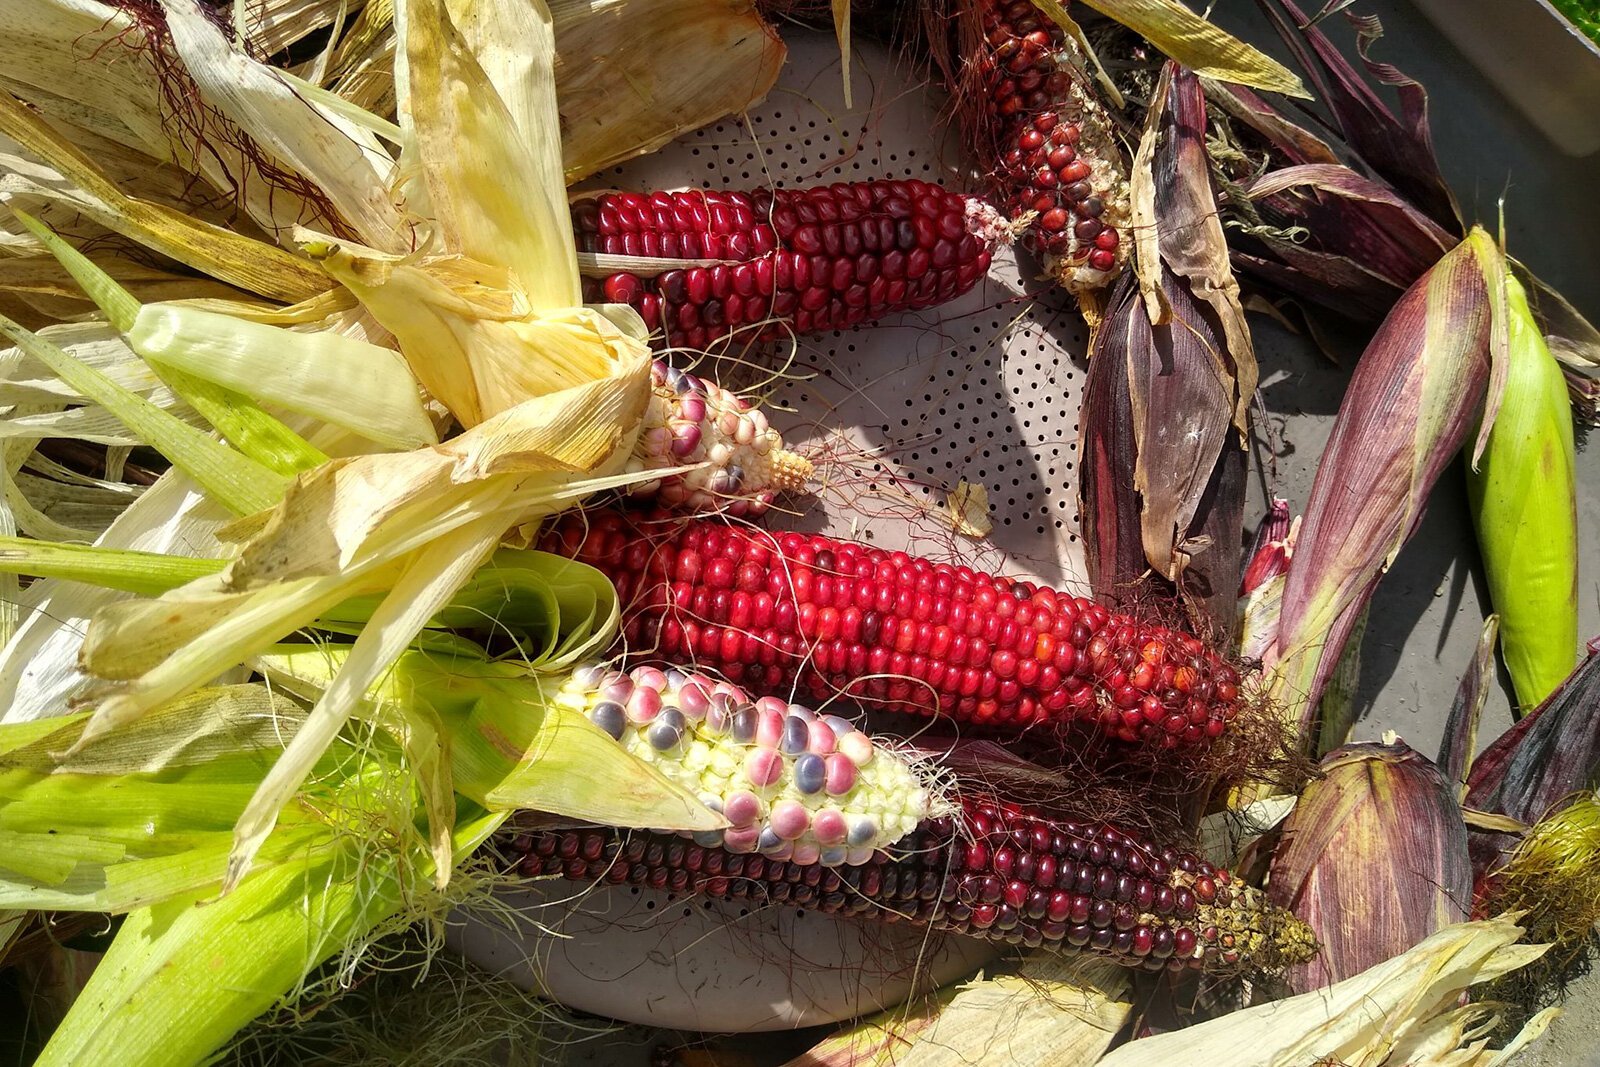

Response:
(968, 0), (1130, 292)
(504, 791), (1316, 971)
(572, 180), (1006, 350)
(541, 511), (1245, 750)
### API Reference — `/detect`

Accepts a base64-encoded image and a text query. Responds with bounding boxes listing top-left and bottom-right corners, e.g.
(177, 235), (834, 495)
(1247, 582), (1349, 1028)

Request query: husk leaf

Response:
(1267, 229), (1506, 743)
(1465, 273), (1579, 712)
(789, 954), (1130, 1067)
(1098, 917), (1549, 1067)
(1078, 0), (1307, 97)
(1268, 740), (1473, 993)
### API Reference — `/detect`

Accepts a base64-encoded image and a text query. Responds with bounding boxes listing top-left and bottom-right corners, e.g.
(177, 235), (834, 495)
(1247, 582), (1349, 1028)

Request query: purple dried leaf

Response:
(1203, 80), (1340, 166)
(1464, 639), (1600, 878)
(1254, 0), (1459, 229)
(1438, 614), (1500, 800)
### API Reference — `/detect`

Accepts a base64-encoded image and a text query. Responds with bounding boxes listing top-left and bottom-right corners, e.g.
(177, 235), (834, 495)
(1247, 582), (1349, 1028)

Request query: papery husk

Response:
(1097, 917), (1554, 1067)
(0, 0), (363, 252)
(1465, 273), (1579, 712)
(0, 473), (234, 724)
(1266, 229), (1506, 746)
(321, 0), (785, 184)
(1267, 741), (1473, 994)
(0, 88), (330, 304)
(549, 0), (785, 182)
(74, 360), (652, 887)
(1079, 65), (1252, 637)
(787, 954), (1131, 1067)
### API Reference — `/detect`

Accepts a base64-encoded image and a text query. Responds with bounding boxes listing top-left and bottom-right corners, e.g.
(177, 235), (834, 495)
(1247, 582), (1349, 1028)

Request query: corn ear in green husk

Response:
(1266, 740), (1472, 994)
(1466, 273), (1579, 712)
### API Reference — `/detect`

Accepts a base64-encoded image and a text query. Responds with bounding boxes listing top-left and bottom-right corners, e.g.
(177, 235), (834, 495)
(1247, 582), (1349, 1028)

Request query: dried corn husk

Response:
(1266, 228), (1507, 746)
(1080, 65), (1253, 636)
(1466, 272), (1579, 711)
(1267, 741), (1472, 993)
(322, 0), (786, 183)
(1098, 917), (1554, 1067)
(788, 954), (1130, 1067)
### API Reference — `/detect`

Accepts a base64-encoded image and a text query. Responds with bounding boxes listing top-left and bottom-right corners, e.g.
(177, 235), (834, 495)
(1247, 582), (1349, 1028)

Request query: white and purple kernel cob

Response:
(561, 664), (940, 865)
(626, 360), (813, 516)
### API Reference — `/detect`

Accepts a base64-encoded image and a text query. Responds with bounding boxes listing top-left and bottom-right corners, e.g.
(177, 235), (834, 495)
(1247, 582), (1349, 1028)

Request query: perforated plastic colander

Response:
(448, 30), (1091, 1031)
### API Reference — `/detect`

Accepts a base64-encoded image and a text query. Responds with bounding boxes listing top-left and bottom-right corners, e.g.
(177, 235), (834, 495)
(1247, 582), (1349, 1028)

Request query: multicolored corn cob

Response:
(630, 360), (813, 515)
(573, 181), (1008, 350)
(559, 663), (942, 864)
(506, 792), (1316, 971)
(542, 512), (1245, 750)
(969, 0), (1130, 292)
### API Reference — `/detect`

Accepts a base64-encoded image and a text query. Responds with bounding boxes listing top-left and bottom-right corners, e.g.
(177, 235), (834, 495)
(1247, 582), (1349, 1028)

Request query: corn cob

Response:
(969, 0), (1130, 292)
(505, 792), (1315, 971)
(630, 360), (813, 515)
(559, 663), (942, 864)
(573, 181), (1007, 350)
(543, 512), (1244, 749)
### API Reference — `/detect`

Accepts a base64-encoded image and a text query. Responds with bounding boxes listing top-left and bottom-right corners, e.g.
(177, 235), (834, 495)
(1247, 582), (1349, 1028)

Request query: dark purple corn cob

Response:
(505, 792), (1316, 972)
(542, 510), (1245, 751)
(572, 180), (1006, 349)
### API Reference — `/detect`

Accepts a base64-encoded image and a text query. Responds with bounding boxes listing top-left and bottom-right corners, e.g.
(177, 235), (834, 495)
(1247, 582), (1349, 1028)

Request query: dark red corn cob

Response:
(968, 0), (1130, 292)
(571, 181), (1007, 350)
(541, 511), (1245, 750)
(504, 792), (1316, 971)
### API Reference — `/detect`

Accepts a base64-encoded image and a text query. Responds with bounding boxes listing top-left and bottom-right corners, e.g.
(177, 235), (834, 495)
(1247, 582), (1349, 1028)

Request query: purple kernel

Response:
(781, 715), (810, 755)
(731, 704), (759, 743)
(794, 753), (826, 794)
(647, 707), (685, 750)
(588, 701), (626, 740)
(847, 817), (879, 847)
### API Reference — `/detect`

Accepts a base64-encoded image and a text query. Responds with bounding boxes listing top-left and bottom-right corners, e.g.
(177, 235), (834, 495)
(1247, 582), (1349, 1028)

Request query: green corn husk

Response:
(5, 547), (723, 1066)
(1466, 273), (1580, 712)
(1267, 740), (1472, 994)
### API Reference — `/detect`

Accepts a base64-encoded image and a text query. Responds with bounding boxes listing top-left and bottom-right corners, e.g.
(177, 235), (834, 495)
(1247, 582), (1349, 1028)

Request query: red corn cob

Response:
(968, 0), (1130, 292)
(572, 180), (1007, 350)
(541, 511), (1245, 750)
(505, 792), (1316, 971)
